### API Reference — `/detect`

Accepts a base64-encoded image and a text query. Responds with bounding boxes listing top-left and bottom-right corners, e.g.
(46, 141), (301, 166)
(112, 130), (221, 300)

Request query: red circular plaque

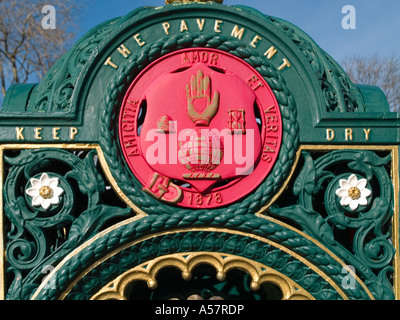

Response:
(119, 48), (282, 209)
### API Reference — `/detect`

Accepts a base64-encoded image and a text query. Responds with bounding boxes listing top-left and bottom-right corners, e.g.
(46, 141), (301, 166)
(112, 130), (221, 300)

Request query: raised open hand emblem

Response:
(186, 70), (220, 126)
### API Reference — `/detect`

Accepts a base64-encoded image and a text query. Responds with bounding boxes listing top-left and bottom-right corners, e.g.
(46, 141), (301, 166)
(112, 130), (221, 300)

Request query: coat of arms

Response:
(119, 49), (282, 208)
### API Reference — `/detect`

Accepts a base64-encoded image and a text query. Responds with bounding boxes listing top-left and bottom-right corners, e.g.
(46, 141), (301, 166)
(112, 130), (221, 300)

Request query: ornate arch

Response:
(90, 252), (315, 300)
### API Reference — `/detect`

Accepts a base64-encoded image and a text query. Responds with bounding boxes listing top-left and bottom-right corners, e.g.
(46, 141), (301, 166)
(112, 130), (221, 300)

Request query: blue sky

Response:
(76, 0), (400, 64)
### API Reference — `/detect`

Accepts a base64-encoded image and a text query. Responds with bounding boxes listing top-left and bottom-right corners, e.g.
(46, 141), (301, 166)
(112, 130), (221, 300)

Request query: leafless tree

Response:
(0, 0), (85, 100)
(341, 54), (400, 112)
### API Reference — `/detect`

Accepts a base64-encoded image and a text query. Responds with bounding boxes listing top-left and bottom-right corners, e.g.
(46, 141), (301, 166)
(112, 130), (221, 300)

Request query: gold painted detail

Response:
(348, 187), (361, 200)
(186, 70), (220, 127)
(182, 172), (221, 179)
(157, 114), (175, 133)
(39, 186), (53, 199)
(90, 252), (315, 300)
(0, 144), (145, 216)
(143, 173), (183, 204)
(228, 110), (246, 134)
(15, 127), (78, 141)
(326, 128), (372, 142)
(2, 145), (395, 300)
(105, 21), (291, 73)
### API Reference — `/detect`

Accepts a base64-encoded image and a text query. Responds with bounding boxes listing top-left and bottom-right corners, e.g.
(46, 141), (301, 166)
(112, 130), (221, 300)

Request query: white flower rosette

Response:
(26, 173), (64, 210)
(335, 174), (372, 211)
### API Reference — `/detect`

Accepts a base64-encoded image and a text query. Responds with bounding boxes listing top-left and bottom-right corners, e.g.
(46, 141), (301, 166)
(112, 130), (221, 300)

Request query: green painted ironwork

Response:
(4, 149), (132, 299)
(0, 1), (398, 300)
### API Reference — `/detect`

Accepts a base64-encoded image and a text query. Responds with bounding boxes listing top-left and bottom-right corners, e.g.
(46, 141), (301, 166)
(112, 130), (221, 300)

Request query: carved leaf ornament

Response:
(0, 0), (396, 302)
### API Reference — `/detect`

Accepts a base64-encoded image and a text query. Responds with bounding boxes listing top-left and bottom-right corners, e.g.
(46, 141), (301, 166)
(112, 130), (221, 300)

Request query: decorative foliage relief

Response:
(3, 149), (133, 299)
(268, 149), (395, 299)
(267, 16), (363, 113)
(3, 148), (396, 300)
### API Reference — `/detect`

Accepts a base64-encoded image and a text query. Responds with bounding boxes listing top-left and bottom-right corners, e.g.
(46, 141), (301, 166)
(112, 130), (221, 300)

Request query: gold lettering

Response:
(180, 20), (189, 32)
(264, 145), (275, 153)
(250, 35), (262, 48)
(125, 141), (137, 148)
(182, 53), (190, 64)
(265, 115), (278, 123)
(262, 143), (276, 162)
(70, 127), (78, 141)
(16, 127), (24, 140)
(133, 33), (146, 47)
(182, 51), (219, 66)
(162, 22), (171, 35)
(52, 127), (60, 140)
(127, 100), (139, 108)
(231, 25), (245, 40)
(104, 57), (118, 69)
(264, 105), (276, 113)
(122, 111), (136, 121)
(265, 140), (278, 147)
(191, 51), (200, 63)
(197, 19), (205, 31)
(266, 125), (279, 132)
(264, 46), (278, 59)
(128, 149), (139, 156)
(278, 58), (291, 71)
(117, 44), (132, 58)
(262, 154), (272, 162)
(122, 123), (135, 131)
(122, 101), (139, 122)
(34, 128), (42, 140)
(214, 20), (223, 33)
(345, 128), (353, 141)
(364, 128), (371, 141)
(126, 138), (139, 156)
(247, 75), (264, 91)
(326, 129), (335, 141)
(200, 51), (208, 62)
(210, 53), (219, 66)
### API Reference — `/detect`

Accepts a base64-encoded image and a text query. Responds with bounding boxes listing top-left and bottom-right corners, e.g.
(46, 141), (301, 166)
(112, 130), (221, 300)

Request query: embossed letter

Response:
(345, 128), (353, 141)
(16, 127), (24, 140)
(231, 25), (245, 40)
(162, 22), (171, 35)
(104, 57), (118, 69)
(133, 34), (146, 47)
(363, 128), (371, 141)
(326, 129), (335, 141)
(214, 20), (223, 33)
(264, 46), (278, 60)
(70, 127), (78, 140)
(117, 44), (131, 58)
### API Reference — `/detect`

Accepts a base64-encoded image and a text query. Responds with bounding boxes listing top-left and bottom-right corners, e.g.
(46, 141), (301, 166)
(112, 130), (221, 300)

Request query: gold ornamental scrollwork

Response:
(90, 252), (315, 300)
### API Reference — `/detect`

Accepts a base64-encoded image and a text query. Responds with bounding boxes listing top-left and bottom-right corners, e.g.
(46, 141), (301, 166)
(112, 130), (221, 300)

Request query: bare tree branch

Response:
(341, 53), (400, 112)
(0, 0), (87, 104)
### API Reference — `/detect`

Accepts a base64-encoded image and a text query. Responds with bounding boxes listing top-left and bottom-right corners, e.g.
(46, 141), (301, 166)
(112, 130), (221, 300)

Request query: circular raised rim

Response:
(118, 48), (283, 209)
(99, 32), (299, 216)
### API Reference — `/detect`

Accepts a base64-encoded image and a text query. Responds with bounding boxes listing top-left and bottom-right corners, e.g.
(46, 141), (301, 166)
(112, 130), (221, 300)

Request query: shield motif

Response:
(139, 63), (262, 193)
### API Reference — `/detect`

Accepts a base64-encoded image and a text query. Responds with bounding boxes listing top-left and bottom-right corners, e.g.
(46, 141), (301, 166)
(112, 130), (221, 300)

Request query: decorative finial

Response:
(165, 0), (223, 4)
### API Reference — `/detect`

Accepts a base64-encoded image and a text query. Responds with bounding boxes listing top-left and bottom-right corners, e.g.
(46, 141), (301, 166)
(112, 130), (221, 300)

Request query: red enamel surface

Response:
(119, 48), (283, 209)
